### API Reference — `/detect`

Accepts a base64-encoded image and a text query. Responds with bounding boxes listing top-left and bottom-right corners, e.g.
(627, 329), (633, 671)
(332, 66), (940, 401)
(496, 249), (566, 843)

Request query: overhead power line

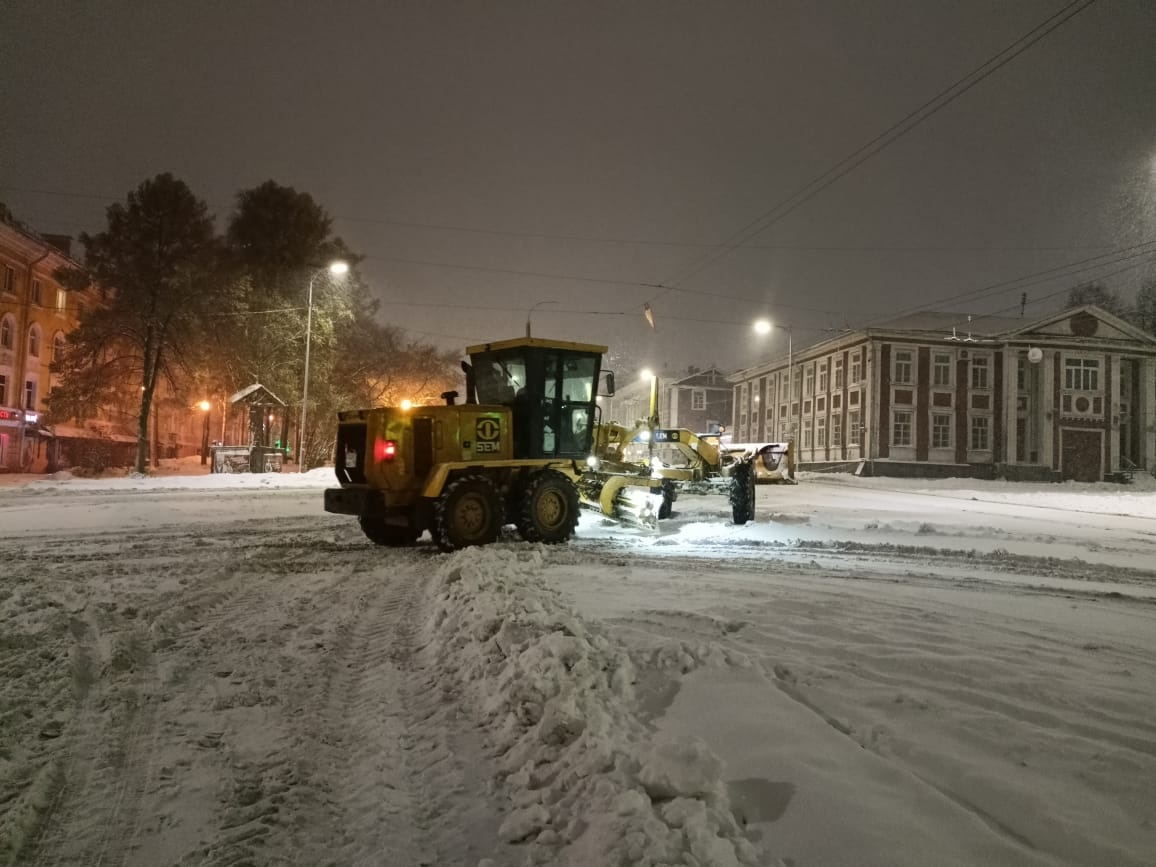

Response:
(855, 239), (1156, 328)
(645, 0), (1100, 306)
(0, 184), (1116, 254)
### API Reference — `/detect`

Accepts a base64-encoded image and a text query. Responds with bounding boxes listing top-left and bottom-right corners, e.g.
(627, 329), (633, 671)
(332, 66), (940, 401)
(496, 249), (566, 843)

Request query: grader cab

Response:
(324, 336), (667, 551)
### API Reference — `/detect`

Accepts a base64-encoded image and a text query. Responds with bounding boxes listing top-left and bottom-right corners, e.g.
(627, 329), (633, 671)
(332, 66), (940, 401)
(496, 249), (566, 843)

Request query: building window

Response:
(834, 357), (844, 389)
(933, 353), (952, 386)
(803, 418), (813, 448)
(892, 410), (912, 446)
(31, 280), (43, 305)
(739, 414), (747, 436)
(779, 403), (787, 420)
(24, 380), (35, 410)
(970, 415), (990, 450)
(848, 390), (859, 406)
(53, 333), (66, 363)
(804, 365), (814, 397)
(28, 326), (40, 358)
(832, 414), (843, 447)
(932, 413), (952, 449)
(850, 351), (862, 384)
(0, 373), (6, 405)
(894, 350), (913, 384)
(832, 393), (841, 410)
(816, 397), (825, 413)
(0, 315), (12, 350)
(2, 266), (14, 294)
(818, 362), (828, 393)
(1064, 357), (1099, 391)
(849, 410), (861, 446)
(55, 288), (67, 313)
(971, 356), (990, 389)
(816, 416), (826, 447)
(691, 388), (706, 411)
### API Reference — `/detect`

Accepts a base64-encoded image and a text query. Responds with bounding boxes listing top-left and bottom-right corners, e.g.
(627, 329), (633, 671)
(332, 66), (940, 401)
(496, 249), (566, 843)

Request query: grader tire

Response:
(658, 480), (677, 520)
(729, 460), (756, 526)
(358, 515), (421, 547)
(517, 470), (580, 544)
(434, 474), (503, 552)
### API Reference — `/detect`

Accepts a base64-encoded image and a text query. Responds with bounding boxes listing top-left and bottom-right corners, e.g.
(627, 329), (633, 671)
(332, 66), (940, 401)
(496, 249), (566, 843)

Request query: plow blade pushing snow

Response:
(581, 474), (665, 530)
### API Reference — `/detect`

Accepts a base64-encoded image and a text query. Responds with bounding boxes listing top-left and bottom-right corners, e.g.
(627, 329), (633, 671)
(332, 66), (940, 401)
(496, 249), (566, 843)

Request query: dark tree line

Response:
(51, 174), (459, 473)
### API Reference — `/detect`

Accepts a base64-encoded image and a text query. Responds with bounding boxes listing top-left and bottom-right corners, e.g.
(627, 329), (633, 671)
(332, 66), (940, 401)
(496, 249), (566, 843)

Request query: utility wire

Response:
(0, 184), (1115, 254)
(645, 0), (1099, 307)
(855, 239), (1156, 328)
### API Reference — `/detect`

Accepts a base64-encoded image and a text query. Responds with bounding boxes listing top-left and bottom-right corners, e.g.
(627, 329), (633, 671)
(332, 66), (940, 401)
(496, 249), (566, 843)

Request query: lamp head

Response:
(753, 319), (772, 335)
(328, 260), (349, 276)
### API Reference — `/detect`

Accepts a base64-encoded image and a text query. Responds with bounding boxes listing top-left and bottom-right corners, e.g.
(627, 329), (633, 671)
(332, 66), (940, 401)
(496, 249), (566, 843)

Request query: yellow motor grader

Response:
(325, 336), (732, 551)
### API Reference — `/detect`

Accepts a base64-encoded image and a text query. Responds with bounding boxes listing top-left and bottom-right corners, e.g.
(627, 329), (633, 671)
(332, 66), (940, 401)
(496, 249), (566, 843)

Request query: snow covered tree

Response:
(52, 174), (222, 474)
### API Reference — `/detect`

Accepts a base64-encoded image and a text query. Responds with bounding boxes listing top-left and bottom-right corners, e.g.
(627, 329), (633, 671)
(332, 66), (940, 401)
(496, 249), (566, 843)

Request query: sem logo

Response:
(476, 418), (500, 442)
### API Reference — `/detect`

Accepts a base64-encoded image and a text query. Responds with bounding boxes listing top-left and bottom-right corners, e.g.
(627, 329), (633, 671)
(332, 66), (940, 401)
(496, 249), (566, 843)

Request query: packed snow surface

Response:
(1, 465), (1154, 865)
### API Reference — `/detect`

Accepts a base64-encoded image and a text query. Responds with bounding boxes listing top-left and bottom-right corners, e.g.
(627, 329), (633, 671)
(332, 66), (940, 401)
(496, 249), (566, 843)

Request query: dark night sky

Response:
(3, 0), (1155, 371)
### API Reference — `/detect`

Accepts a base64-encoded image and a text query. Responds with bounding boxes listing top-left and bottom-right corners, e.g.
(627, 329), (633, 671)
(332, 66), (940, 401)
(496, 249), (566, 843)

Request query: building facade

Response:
(0, 223), (95, 470)
(659, 367), (732, 434)
(728, 307), (1156, 481)
(0, 220), (209, 472)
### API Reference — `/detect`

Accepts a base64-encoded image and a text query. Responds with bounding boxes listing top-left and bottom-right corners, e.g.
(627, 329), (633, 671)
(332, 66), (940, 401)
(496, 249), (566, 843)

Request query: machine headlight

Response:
(586, 455), (600, 470)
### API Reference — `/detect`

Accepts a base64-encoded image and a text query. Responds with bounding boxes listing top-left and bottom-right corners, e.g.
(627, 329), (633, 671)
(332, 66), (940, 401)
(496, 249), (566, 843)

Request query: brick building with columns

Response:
(728, 306), (1156, 481)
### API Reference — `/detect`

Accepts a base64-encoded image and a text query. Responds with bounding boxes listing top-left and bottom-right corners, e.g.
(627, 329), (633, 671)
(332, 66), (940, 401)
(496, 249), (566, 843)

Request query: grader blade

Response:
(590, 475), (664, 530)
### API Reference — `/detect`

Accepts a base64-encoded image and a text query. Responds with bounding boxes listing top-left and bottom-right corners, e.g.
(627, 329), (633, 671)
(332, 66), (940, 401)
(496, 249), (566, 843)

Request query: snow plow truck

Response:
(324, 336), (758, 551)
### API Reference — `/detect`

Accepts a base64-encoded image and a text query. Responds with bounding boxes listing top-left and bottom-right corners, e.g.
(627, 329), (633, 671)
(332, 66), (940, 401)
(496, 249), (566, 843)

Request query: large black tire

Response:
(434, 474), (503, 551)
(358, 515), (421, 547)
(658, 479), (677, 520)
(516, 470), (580, 543)
(729, 460), (756, 526)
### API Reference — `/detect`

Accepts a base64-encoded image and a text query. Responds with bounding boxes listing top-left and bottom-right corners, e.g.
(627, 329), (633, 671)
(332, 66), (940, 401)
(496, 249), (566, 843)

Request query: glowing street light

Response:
(753, 318), (794, 441)
(198, 400), (211, 466)
(300, 260), (349, 469)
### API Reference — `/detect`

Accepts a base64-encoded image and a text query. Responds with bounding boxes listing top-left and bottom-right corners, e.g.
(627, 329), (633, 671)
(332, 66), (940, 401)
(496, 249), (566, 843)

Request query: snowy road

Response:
(1, 473), (1154, 865)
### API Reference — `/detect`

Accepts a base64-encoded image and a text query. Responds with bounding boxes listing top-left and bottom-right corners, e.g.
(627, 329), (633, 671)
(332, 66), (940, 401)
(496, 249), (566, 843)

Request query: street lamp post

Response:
(753, 319), (793, 440)
(199, 400), (211, 466)
(300, 260), (349, 470)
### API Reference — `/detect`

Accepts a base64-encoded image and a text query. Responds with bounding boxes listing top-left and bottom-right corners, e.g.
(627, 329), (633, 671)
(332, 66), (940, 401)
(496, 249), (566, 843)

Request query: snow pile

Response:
(425, 547), (766, 867)
(13, 467), (334, 494)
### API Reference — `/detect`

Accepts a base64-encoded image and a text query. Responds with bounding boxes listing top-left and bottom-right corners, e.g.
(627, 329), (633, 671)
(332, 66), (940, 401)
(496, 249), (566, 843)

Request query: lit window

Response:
(894, 350), (913, 384)
(893, 410), (912, 446)
(932, 413), (952, 449)
(56, 288), (67, 312)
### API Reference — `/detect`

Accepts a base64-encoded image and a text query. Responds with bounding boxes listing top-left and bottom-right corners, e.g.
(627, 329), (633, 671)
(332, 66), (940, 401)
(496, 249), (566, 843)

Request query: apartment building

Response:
(729, 307), (1156, 481)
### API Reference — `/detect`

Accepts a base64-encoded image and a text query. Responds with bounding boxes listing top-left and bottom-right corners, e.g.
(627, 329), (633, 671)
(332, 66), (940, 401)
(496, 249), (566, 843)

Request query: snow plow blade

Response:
(583, 475), (664, 530)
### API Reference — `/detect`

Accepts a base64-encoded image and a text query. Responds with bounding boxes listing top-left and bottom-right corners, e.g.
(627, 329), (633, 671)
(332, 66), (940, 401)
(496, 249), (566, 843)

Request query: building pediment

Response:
(1006, 305), (1156, 346)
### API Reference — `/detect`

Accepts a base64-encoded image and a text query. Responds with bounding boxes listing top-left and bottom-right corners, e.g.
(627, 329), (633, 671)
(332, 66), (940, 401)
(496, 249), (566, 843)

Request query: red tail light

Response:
(374, 438), (398, 462)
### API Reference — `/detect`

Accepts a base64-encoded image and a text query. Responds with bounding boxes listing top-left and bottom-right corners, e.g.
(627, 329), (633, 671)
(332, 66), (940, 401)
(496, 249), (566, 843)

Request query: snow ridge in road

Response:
(427, 547), (766, 867)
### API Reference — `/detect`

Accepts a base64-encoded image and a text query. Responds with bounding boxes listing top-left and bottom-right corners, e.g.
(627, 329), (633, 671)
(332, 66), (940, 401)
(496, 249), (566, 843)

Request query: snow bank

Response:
(425, 547), (768, 867)
(10, 467), (334, 494)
